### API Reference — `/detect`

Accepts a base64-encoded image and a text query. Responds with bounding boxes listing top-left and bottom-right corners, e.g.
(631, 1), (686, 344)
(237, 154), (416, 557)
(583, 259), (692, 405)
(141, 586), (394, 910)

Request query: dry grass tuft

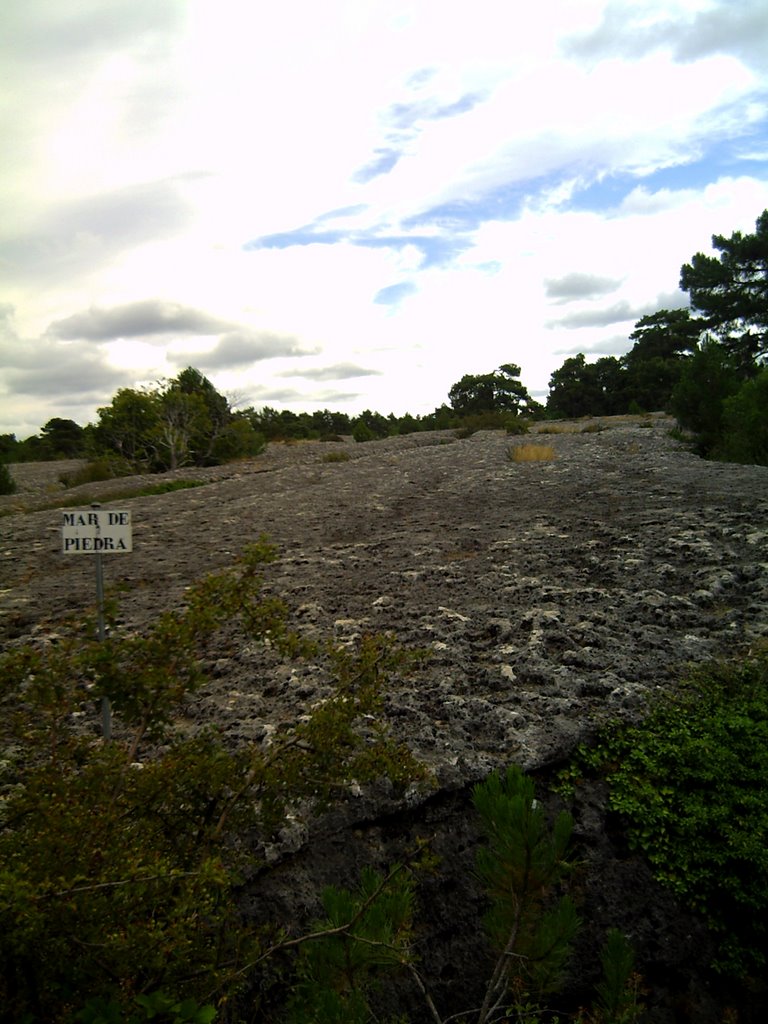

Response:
(508, 443), (556, 463)
(534, 420), (605, 434)
(533, 423), (573, 434)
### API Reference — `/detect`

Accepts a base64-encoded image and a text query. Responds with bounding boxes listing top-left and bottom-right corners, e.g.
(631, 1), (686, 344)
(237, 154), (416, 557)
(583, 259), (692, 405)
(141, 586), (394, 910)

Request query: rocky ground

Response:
(2, 417), (768, 1021)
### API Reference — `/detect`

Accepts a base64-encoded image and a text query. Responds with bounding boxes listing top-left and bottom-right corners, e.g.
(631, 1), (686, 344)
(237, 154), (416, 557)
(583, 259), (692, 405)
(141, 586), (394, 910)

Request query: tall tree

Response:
(546, 354), (623, 417)
(39, 418), (86, 458)
(93, 368), (258, 471)
(449, 363), (535, 416)
(94, 388), (160, 466)
(669, 340), (741, 454)
(166, 367), (231, 464)
(624, 309), (701, 364)
(619, 309), (701, 411)
(156, 388), (210, 470)
(680, 210), (768, 373)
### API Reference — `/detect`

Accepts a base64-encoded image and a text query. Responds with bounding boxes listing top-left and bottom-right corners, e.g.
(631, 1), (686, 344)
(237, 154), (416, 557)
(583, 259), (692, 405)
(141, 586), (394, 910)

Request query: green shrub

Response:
(76, 991), (216, 1023)
(59, 458), (133, 488)
(566, 649), (768, 977)
(0, 541), (427, 1022)
(453, 411), (530, 437)
(209, 420), (266, 463)
(0, 461), (16, 495)
(506, 416), (531, 435)
(321, 451), (351, 463)
(669, 341), (741, 455)
(579, 929), (643, 1024)
(284, 764), (580, 1024)
(715, 367), (768, 466)
(352, 421), (375, 443)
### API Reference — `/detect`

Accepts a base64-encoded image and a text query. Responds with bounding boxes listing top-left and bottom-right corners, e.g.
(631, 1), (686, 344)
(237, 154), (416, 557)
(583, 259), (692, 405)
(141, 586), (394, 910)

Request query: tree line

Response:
(2, 208), (766, 473)
(547, 209), (768, 464)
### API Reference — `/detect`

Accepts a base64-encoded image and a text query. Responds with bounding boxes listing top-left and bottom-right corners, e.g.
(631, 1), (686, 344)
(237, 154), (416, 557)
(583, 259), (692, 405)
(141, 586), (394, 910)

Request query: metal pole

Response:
(92, 502), (112, 740)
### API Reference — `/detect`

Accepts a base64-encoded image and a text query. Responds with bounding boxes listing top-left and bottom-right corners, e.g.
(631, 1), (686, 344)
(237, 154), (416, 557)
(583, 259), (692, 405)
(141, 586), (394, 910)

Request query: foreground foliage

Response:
(4, 533), (760, 1019)
(0, 540), (426, 1022)
(284, 765), (643, 1024)
(286, 765), (584, 1024)
(0, 460), (15, 494)
(564, 647), (768, 978)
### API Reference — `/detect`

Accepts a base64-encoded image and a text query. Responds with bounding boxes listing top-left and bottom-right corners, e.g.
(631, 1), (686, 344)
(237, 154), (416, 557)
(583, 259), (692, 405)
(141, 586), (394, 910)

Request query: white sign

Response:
(62, 509), (133, 554)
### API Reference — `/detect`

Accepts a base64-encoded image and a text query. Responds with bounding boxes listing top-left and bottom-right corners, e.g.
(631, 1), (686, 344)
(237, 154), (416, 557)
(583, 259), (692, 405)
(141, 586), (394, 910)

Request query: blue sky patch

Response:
(406, 172), (563, 232)
(570, 135), (768, 214)
(246, 220), (470, 267)
(373, 282), (417, 305)
(353, 148), (403, 183)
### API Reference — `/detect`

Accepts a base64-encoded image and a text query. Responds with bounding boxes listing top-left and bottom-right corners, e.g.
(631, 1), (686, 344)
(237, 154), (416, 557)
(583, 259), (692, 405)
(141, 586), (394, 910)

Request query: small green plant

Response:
(286, 865), (416, 1024)
(506, 417), (530, 435)
(577, 929), (644, 1024)
(0, 460), (16, 495)
(473, 766), (578, 1020)
(352, 421), (376, 442)
(453, 411), (530, 438)
(321, 451), (351, 463)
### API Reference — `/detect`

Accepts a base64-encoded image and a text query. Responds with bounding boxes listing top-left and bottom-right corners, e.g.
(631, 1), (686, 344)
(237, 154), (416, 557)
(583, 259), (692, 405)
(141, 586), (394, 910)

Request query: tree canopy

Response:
(543, 208), (768, 466)
(680, 209), (768, 372)
(546, 354), (624, 418)
(93, 368), (264, 471)
(448, 363), (538, 416)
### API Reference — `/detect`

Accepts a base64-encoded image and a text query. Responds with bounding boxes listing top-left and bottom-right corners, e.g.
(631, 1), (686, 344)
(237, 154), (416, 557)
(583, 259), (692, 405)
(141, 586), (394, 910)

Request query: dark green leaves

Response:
(571, 650), (768, 976)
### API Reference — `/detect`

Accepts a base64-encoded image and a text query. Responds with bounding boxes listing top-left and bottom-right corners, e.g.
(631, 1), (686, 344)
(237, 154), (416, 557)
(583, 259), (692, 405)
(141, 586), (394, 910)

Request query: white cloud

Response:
(0, 0), (767, 437)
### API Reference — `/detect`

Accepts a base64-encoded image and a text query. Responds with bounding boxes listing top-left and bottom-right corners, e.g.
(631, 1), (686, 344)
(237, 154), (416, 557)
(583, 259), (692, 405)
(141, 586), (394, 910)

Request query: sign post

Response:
(62, 504), (133, 739)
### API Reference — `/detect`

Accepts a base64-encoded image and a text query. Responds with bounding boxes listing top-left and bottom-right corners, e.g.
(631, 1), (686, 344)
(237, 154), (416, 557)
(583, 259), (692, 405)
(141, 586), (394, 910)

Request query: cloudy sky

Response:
(2, 0), (768, 438)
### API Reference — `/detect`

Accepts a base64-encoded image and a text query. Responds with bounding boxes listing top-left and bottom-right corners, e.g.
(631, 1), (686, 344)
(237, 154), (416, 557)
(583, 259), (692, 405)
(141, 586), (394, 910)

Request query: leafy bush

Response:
(0, 540), (427, 1022)
(0, 461), (16, 495)
(352, 421), (376, 442)
(566, 649), (768, 976)
(506, 416), (531, 435)
(209, 419), (265, 464)
(577, 929), (644, 1024)
(76, 991), (216, 1023)
(453, 410), (530, 437)
(669, 341), (741, 455)
(59, 458), (134, 488)
(473, 766), (578, 1016)
(715, 366), (768, 466)
(283, 765), (581, 1024)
